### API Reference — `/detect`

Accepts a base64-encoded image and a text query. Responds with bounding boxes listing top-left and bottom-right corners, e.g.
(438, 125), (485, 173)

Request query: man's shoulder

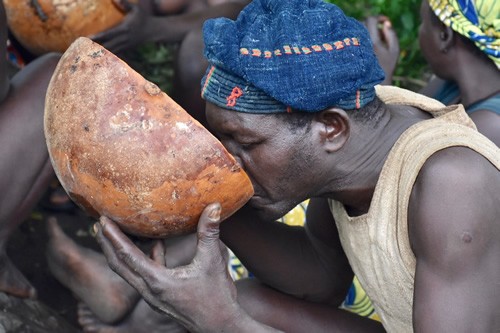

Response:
(416, 146), (498, 186)
(412, 146), (499, 211)
(408, 145), (499, 255)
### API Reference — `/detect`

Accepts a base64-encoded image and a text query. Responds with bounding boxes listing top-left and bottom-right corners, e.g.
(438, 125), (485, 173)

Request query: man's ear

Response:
(313, 108), (350, 153)
(439, 25), (454, 53)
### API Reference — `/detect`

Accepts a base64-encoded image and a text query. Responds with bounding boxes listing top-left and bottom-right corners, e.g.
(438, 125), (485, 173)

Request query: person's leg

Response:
(0, 52), (60, 298)
(46, 217), (141, 324)
(47, 216), (197, 328)
(77, 301), (187, 333)
(170, 28), (209, 127)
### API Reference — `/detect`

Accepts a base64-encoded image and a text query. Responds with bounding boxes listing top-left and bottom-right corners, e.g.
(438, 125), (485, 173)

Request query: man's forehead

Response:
(206, 102), (275, 132)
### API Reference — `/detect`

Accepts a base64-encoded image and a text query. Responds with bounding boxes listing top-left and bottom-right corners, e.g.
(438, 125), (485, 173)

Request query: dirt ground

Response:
(6, 193), (100, 332)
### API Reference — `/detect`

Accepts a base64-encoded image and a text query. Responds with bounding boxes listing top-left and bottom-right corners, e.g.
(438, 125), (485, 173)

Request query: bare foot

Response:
(78, 301), (187, 333)
(46, 217), (141, 324)
(0, 251), (36, 298)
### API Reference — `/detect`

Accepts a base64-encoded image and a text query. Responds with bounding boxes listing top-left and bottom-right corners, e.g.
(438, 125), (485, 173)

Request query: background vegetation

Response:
(131, 0), (430, 94)
(331, 0), (430, 91)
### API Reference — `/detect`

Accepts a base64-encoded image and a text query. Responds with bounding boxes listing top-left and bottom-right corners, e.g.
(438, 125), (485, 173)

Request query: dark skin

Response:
(92, 0), (250, 127)
(418, 0), (500, 146)
(0, 0), (61, 298)
(368, 0), (500, 146)
(364, 15), (399, 85)
(94, 97), (499, 331)
(92, 0), (250, 54)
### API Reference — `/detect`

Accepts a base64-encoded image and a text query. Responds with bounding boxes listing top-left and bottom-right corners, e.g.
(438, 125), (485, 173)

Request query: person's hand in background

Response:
(365, 15), (400, 85)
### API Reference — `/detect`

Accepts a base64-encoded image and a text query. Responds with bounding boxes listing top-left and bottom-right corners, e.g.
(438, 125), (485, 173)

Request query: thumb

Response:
(196, 203), (222, 251)
(113, 0), (134, 13)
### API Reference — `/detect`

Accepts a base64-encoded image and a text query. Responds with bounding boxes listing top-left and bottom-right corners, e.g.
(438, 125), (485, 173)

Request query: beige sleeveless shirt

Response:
(329, 86), (500, 332)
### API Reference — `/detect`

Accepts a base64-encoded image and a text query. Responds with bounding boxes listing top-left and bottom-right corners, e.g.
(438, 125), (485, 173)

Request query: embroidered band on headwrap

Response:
(200, 0), (385, 113)
(428, 0), (500, 69)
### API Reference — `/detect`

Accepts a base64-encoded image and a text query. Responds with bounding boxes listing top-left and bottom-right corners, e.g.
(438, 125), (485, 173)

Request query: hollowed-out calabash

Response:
(4, 0), (133, 55)
(44, 37), (254, 238)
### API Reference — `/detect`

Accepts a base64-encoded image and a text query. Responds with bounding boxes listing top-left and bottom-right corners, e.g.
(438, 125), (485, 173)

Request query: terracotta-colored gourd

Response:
(4, 0), (132, 55)
(44, 37), (254, 238)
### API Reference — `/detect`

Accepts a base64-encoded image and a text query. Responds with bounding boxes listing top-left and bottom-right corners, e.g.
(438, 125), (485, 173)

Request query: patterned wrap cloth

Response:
(428, 0), (500, 68)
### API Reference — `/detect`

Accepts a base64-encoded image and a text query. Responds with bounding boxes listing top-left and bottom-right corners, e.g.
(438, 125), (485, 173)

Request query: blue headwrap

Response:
(201, 0), (385, 113)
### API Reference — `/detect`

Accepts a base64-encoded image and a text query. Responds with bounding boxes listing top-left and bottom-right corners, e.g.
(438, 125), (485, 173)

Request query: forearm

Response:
(147, 2), (247, 44)
(237, 278), (385, 333)
(221, 209), (352, 303)
(218, 311), (284, 333)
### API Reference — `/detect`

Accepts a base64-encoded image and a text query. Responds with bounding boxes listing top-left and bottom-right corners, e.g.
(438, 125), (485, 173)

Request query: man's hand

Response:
(365, 15), (399, 85)
(94, 203), (248, 332)
(91, 2), (150, 54)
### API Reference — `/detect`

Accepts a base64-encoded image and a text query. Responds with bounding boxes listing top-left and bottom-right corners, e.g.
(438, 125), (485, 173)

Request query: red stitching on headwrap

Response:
(201, 65), (215, 98)
(226, 87), (243, 107)
(356, 90), (361, 109)
(302, 47), (312, 54)
(334, 41), (344, 49)
(286, 106), (292, 113)
(238, 37), (361, 58)
(323, 43), (333, 51)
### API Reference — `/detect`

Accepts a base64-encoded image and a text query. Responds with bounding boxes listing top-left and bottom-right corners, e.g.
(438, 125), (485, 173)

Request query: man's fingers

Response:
(95, 217), (162, 287)
(89, 26), (122, 43)
(365, 16), (381, 44)
(196, 203), (223, 253)
(93, 220), (147, 291)
(381, 20), (399, 51)
(113, 0), (134, 13)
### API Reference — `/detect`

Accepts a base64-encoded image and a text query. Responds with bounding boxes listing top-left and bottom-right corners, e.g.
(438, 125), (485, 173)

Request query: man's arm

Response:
(409, 146), (500, 332)
(0, 1), (10, 102)
(221, 198), (354, 305)
(92, 1), (250, 54)
(468, 110), (500, 147)
(95, 203), (384, 332)
(95, 203), (283, 333)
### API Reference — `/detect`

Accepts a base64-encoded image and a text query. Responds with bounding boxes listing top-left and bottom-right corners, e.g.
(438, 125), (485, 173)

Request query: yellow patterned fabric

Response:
(275, 199), (309, 226)
(428, 0), (500, 68)
(228, 199), (379, 321)
(341, 276), (381, 321)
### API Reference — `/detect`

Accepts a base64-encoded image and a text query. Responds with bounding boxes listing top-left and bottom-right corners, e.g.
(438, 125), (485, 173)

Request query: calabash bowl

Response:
(44, 37), (254, 238)
(4, 0), (131, 55)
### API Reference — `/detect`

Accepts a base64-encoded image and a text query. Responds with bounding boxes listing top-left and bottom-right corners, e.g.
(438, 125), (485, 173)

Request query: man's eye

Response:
(239, 141), (258, 149)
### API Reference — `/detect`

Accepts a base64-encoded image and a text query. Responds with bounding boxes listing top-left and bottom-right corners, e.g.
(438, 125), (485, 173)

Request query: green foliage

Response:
(326, 0), (430, 91)
(128, 1), (431, 93)
(123, 42), (177, 94)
